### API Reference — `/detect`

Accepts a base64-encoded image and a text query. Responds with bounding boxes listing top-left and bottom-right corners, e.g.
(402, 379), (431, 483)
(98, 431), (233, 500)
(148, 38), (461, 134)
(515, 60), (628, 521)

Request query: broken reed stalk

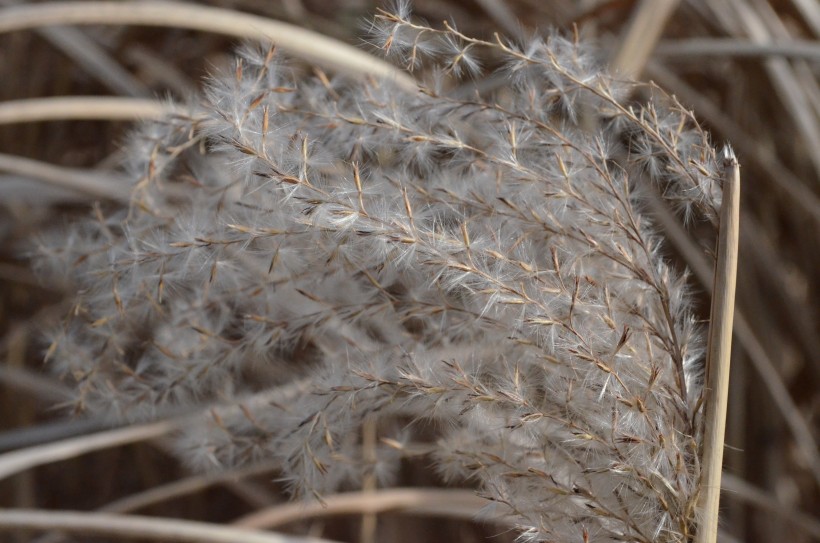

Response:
(696, 146), (740, 543)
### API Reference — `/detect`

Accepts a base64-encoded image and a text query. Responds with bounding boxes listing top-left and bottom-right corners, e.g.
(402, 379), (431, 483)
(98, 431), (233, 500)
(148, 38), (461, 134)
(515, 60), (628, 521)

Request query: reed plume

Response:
(36, 5), (725, 541)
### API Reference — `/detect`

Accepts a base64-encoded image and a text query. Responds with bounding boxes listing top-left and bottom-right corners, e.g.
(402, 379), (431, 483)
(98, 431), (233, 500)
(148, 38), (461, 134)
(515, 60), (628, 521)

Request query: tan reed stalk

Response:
(611, 0), (680, 78)
(360, 417), (378, 543)
(696, 146), (741, 543)
(0, 509), (331, 543)
(234, 488), (491, 529)
(0, 97), (169, 125)
(0, 1), (415, 90)
(0, 419), (180, 482)
(0, 153), (132, 201)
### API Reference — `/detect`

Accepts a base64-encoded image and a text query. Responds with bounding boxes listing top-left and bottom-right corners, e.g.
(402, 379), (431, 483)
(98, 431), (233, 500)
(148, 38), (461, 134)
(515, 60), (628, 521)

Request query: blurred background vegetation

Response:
(0, 1), (817, 542)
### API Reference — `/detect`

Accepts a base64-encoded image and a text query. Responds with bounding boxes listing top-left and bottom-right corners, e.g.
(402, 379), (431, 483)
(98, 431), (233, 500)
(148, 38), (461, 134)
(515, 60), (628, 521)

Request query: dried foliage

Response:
(0, 1), (817, 543)
(33, 6), (727, 542)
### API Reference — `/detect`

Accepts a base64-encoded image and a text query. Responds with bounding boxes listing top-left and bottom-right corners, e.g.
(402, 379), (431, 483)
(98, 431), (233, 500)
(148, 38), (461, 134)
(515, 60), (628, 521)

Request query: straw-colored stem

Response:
(0, 379), (312, 482)
(721, 473), (820, 539)
(0, 509), (332, 543)
(0, 420), (180, 482)
(726, 0), (820, 177)
(0, 1), (416, 90)
(100, 461), (280, 514)
(644, 61), (820, 227)
(611, 0), (680, 78)
(655, 38), (820, 60)
(234, 488), (492, 529)
(645, 190), (820, 487)
(359, 417), (377, 543)
(696, 147), (740, 543)
(0, 97), (170, 125)
(0, 153), (131, 201)
(0, 0), (150, 98)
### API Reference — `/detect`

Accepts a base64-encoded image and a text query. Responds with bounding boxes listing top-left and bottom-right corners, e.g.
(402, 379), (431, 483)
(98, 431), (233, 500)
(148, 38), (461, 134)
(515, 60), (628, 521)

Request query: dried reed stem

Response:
(726, 0), (820, 176)
(360, 417), (377, 543)
(0, 419), (179, 482)
(0, 509), (333, 543)
(0, 0), (151, 98)
(721, 473), (820, 539)
(100, 461), (280, 514)
(612, 0), (680, 77)
(0, 378), (314, 482)
(655, 38), (820, 60)
(646, 190), (820, 487)
(696, 147), (740, 543)
(0, 97), (169, 125)
(0, 153), (131, 201)
(234, 488), (492, 529)
(0, 1), (416, 90)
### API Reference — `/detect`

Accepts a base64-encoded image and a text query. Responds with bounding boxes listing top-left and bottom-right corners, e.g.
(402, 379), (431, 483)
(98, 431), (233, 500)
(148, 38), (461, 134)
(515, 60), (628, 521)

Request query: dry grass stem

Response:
(0, 509), (337, 543)
(645, 61), (820, 223)
(0, 364), (72, 404)
(100, 462), (281, 514)
(360, 417), (377, 543)
(0, 0), (151, 98)
(0, 418), (110, 452)
(720, 473), (820, 539)
(0, 419), (180, 482)
(0, 97), (170, 125)
(0, 153), (131, 201)
(234, 488), (493, 529)
(655, 38), (820, 60)
(645, 183), (820, 488)
(696, 147), (740, 543)
(727, 0), (820, 176)
(611, 0), (680, 77)
(788, 0), (820, 35)
(0, 1), (416, 90)
(2, 2), (816, 542)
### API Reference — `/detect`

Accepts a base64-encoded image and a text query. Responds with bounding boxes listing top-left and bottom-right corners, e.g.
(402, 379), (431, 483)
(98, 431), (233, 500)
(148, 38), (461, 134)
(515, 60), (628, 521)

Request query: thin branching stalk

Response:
(644, 61), (820, 224)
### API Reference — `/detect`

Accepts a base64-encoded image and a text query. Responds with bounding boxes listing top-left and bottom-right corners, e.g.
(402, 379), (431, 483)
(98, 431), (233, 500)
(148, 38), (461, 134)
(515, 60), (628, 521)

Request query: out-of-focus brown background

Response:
(0, 1), (817, 542)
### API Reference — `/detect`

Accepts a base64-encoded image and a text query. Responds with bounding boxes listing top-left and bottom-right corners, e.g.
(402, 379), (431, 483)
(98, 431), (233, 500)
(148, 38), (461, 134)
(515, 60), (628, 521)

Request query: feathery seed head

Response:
(37, 7), (723, 542)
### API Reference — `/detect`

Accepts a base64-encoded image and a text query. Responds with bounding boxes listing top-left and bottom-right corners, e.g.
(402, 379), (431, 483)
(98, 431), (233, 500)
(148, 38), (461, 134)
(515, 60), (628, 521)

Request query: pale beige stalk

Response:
(611, 0), (680, 78)
(696, 147), (740, 543)
(0, 97), (169, 125)
(0, 1), (416, 90)
(0, 509), (332, 543)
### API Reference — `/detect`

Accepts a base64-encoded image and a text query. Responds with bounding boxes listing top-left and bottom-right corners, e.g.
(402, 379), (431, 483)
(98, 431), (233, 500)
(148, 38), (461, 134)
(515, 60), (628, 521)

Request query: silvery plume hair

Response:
(36, 5), (722, 542)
